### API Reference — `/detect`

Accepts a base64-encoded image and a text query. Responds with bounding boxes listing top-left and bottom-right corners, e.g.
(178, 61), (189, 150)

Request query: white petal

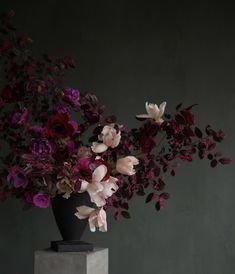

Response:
(91, 142), (108, 153)
(102, 176), (119, 198)
(75, 206), (95, 219)
(158, 101), (166, 117)
(78, 180), (89, 193)
(136, 114), (151, 119)
(92, 165), (107, 183)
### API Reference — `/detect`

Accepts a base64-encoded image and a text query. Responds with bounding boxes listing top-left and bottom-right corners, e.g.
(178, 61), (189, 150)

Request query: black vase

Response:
(52, 192), (93, 241)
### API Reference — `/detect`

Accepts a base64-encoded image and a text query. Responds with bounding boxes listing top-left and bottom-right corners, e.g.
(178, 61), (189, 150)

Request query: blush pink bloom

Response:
(75, 206), (107, 232)
(91, 124), (121, 153)
(116, 156), (139, 176)
(79, 164), (118, 207)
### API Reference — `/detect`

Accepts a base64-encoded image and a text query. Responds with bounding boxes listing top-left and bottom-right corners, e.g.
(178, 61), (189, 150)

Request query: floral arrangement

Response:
(0, 11), (231, 232)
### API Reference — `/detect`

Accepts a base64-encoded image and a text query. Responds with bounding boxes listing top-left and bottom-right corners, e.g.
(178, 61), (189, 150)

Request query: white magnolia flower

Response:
(79, 164), (119, 207)
(136, 101), (166, 124)
(91, 124), (121, 153)
(75, 206), (107, 232)
(116, 156), (139, 176)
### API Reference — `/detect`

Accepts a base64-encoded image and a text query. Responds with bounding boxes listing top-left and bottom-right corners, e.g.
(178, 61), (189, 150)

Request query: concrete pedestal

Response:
(34, 248), (108, 274)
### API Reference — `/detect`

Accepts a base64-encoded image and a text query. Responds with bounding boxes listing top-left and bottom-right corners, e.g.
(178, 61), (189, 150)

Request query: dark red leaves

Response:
(195, 127), (203, 138)
(219, 158), (232, 165)
(121, 211), (131, 219)
(145, 193), (156, 203)
(210, 159), (218, 168)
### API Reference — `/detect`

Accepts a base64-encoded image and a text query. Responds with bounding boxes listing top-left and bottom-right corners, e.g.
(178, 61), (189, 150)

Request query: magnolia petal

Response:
(136, 114), (151, 119)
(75, 206), (95, 219)
(92, 165), (107, 183)
(78, 180), (89, 193)
(102, 176), (119, 198)
(158, 101), (167, 117)
(91, 142), (108, 153)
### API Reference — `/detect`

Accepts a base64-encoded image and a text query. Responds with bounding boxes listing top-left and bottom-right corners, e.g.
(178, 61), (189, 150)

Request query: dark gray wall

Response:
(1, 1), (235, 274)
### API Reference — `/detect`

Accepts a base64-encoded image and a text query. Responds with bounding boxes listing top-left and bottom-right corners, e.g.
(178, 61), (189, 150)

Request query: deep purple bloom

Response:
(84, 111), (101, 123)
(11, 107), (29, 125)
(33, 193), (50, 208)
(63, 87), (80, 106)
(53, 104), (71, 117)
(65, 140), (75, 155)
(30, 125), (46, 136)
(7, 166), (28, 188)
(23, 192), (34, 205)
(31, 138), (52, 157)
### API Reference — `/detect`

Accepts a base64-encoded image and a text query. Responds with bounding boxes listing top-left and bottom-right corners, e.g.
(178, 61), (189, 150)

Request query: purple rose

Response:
(33, 193), (50, 208)
(7, 166), (28, 188)
(53, 104), (71, 117)
(63, 87), (80, 106)
(11, 107), (29, 125)
(31, 138), (52, 157)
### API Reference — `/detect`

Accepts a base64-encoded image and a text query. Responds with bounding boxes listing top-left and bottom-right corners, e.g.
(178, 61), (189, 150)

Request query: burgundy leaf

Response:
(121, 211), (131, 219)
(145, 193), (156, 203)
(176, 103), (182, 110)
(195, 127), (203, 138)
(155, 201), (161, 211)
(210, 159), (218, 168)
(219, 158), (232, 165)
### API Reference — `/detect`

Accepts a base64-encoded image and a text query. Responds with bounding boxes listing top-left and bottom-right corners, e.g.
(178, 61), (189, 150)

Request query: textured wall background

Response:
(0, 1), (235, 274)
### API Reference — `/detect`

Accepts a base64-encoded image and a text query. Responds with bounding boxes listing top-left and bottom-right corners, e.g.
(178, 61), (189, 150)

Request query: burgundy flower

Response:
(45, 113), (75, 139)
(7, 165), (28, 188)
(84, 111), (101, 124)
(23, 192), (35, 205)
(26, 79), (46, 94)
(73, 158), (92, 181)
(63, 87), (80, 106)
(33, 193), (50, 208)
(31, 138), (52, 157)
(11, 107), (29, 125)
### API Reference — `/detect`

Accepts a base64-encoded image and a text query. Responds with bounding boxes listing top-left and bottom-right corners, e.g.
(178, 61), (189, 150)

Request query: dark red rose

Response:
(45, 113), (75, 139)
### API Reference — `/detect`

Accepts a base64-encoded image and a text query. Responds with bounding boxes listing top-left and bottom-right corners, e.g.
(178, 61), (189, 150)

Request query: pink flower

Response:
(79, 164), (118, 207)
(33, 193), (50, 208)
(91, 124), (121, 153)
(116, 156), (139, 176)
(75, 206), (107, 232)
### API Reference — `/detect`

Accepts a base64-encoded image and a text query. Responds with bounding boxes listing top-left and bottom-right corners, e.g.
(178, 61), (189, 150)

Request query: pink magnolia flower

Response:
(79, 164), (118, 207)
(75, 206), (107, 232)
(91, 124), (121, 153)
(136, 102), (166, 124)
(116, 156), (139, 176)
